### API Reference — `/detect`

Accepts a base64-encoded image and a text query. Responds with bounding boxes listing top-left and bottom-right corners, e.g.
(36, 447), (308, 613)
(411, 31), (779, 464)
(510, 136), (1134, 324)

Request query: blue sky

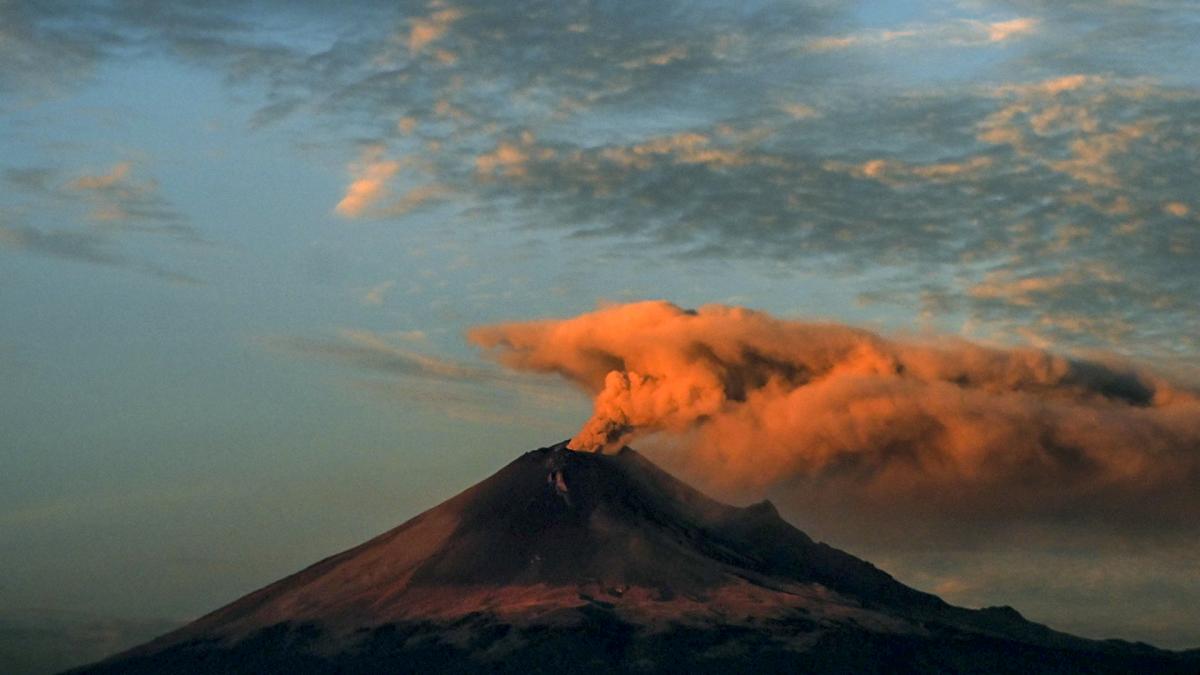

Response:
(1, 0), (1198, 656)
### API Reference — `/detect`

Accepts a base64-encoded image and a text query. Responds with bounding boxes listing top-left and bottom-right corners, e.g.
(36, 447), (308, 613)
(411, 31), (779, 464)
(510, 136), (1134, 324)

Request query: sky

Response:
(1, 0), (1198, 663)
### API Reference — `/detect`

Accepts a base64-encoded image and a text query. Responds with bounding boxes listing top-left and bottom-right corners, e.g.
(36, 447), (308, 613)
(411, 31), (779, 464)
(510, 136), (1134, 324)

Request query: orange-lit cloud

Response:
(600, 132), (750, 170)
(983, 17), (1038, 43)
(383, 183), (450, 216)
(470, 301), (1200, 524)
(408, 7), (464, 56)
(780, 103), (820, 120)
(968, 264), (1123, 307)
(335, 146), (401, 217)
(475, 132), (557, 179)
(68, 161), (133, 191)
(66, 161), (186, 227)
(1163, 201), (1190, 218)
(805, 17), (1037, 52)
(825, 155), (993, 186)
(620, 45), (688, 70)
(334, 146), (447, 218)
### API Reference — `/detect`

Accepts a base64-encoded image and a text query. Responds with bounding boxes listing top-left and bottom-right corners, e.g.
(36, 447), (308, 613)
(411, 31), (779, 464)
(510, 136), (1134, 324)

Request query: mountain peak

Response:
(71, 441), (1199, 674)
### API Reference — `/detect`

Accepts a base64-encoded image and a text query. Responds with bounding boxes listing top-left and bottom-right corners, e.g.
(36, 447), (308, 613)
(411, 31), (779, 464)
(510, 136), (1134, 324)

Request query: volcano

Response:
(70, 442), (1197, 674)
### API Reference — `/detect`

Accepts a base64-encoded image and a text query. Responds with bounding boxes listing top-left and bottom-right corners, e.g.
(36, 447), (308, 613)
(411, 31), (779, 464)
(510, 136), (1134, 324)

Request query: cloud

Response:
(348, 378), (566, 429)
(407, 7), (464, 56)
(475, 140), (533, 179)
(1, 1), (1194, 365)
(334, 146), (446, 218)
(470, 301), (1200, 532)
(335, 147), (402, 218)
(989, 73), (1099, 98)
(0, 2), (109, 97)
(69, 161), (133, 191)
(780, 103), (820, 120)
(0, 223), (123, 267)
(124, 1), (1173, 367)
(967, 264), (1123, 307)
(984, 17), (1039, 42)
(0, 223), (201, 284)
(1163, 201), (1190, 218)
(597, 131), (752, 170)
(1044, 120), (1154, 189)
(0, 1), (281, 100)
(269, 327), (579, 427)
(823, 155), (994, 186)
(381, 183), (450, 216)
(447, 73), (1200, 363)
(619, 44), (690, 70)
(66, 161), (206, 240)
(2, 160), (210, 281)
(361, 280), (396, 306)
(16, 0), (840, 134)
(805, 16), (1039, 52)
(995, 0), (1200, 79)
(7, 161), (209, 245)
(3, 167), (57, 193)
(273, 328), (499, 384)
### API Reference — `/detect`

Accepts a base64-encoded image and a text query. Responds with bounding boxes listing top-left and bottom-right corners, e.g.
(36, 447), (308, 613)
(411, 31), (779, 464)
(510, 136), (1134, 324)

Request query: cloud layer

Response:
(3, 1), (1197, 360)
(470, 301), (1200, 529)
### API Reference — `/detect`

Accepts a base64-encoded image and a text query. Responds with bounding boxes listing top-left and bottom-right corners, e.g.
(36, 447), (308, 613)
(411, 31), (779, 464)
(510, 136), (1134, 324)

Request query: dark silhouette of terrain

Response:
(68, 442), (1200, 673)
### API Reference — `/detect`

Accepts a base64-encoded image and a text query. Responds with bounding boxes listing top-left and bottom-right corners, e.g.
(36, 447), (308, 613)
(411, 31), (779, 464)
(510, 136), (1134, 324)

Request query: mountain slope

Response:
(69, 442), (1198, 674)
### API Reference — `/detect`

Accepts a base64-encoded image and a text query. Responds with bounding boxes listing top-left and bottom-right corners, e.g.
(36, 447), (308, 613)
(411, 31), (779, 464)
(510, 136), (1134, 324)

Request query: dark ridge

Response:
(66, 618), (1200, 675)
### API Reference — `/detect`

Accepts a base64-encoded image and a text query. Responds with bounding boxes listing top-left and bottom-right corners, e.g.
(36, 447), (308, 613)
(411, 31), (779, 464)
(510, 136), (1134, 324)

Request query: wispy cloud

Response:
(0, 222), (201, 284)
(69, 161), (133, 191)
(2, 167), (57, 193)
(2, 159), (210, 282)
(335, 146), (446, 218)
(335, 147), (402, 218)
(0, 222), (123, 267)
(805, 16), (1039, 52)
(7, 160), (208, 244)
(271, 328), (499, 384)
(360, 280), (396, 306)
(268, 327), (576, 425)
(65, 161), (211, 244)
(407, 6), (464, 56)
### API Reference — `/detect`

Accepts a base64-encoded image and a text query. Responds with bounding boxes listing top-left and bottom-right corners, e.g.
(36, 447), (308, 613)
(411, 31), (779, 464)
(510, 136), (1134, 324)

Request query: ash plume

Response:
(469, 301), (1200, 526)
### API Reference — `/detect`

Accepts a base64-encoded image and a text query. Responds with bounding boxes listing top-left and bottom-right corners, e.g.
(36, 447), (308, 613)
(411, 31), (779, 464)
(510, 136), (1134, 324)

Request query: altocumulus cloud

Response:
(4, 1), (1197, 361)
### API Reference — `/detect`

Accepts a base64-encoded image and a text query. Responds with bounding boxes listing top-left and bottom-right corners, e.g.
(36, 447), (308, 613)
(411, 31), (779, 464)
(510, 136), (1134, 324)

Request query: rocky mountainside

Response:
(69, 442), (1199, 674)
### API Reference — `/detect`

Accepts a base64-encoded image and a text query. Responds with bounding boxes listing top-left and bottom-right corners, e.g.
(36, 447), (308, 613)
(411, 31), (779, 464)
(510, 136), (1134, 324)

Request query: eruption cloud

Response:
(468, 301), (1200, 526)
